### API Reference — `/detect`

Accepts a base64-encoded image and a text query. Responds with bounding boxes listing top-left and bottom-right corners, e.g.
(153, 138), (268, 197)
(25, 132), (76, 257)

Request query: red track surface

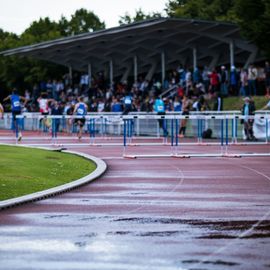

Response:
(0, 132), (270, 270)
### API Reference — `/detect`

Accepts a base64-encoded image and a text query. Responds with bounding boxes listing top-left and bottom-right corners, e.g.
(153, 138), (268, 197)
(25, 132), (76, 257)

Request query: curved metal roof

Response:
(0, 18), (258, 76)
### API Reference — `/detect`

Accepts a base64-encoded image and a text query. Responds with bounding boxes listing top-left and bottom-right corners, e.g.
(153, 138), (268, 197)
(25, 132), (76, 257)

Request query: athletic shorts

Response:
(74, 118), (85, 127)
(12, 111), (21, 121)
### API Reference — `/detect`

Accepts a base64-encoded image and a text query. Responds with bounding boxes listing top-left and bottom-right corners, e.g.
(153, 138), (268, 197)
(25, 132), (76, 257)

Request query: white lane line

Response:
(191, 162), (270, 269)
(123, 165), (185, 215)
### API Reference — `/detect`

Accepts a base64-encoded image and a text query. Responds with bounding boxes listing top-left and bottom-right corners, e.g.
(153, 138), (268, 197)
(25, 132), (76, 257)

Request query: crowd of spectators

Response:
(2, 61), (270, 115)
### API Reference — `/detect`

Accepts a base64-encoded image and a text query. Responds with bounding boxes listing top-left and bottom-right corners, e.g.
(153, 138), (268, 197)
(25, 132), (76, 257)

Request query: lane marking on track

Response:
(191, 161), (270, 270)
(122, 165), (185, 215)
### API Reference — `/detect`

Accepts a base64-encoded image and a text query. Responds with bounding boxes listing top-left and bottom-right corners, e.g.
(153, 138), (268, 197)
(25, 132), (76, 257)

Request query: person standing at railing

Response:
(212, 92), (223, 111)
(209, 68), (220, 94)
(3, 89), (27, 141)
(0, 102), (4, 119)
(220, 66), (229, 96)
(51, 100), (64, 133)
(248, 64), (258, 96)
(265, 61), (270, 97)
(154, 95), (168, 137)
(241, 97), (257, 141)
(179, 95), (192, 138)
(73, 96), (88, 140)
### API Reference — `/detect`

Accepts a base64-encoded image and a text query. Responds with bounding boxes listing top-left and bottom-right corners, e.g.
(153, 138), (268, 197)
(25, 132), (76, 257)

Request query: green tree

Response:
(21, 17), (62, 44)
(165, 0), (237, 22)
(234, 0), (270, 58)
(0, 9), (105, 95)
(67, 8), (105, 35)
(165, 0), (269, 57)
(119, 8), (162, 25)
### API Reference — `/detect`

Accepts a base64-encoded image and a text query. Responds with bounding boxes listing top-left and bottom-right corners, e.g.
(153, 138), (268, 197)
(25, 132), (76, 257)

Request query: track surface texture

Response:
(0, 135), (270, 270)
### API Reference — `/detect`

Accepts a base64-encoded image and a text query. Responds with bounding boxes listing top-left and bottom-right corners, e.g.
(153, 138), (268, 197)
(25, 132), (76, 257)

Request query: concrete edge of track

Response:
(0, 144), (107, 210)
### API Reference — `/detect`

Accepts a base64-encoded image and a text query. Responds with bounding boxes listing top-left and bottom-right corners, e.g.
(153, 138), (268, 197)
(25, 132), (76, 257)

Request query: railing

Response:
(160, 85), (178, 98)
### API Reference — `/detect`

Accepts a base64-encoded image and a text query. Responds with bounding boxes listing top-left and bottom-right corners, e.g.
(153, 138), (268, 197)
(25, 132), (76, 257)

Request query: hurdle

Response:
(1, 113), (270, 151)
(122, 114), (270, 159)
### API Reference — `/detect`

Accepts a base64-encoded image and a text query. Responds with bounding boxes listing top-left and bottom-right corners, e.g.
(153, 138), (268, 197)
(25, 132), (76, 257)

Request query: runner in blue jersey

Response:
(73, 96), (88, 139)
(123, 92), (133, 115)
(3, 89), (27, 141)
(154, 95), (168, 136)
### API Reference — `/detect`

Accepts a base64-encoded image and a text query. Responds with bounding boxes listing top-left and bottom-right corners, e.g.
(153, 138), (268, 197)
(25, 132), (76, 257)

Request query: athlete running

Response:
(73, 97), (88, 139)
(37, 92), (54, 130)
(3, 89), (27, 141)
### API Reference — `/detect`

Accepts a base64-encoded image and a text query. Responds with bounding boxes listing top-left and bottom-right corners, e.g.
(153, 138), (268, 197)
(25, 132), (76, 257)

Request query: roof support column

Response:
(244, 49), (258, 68)
(134, 55), (138, 83)
(88, 63), (92, 87)
(230, 41), (234, 68)
(121, 66), (131, 83)
(193, 47), (197, 70)
(209, 53), (220, 70)
(109, 60), (113, 88)
(161, 52), (165, 85)
(145, 62), (157, 82)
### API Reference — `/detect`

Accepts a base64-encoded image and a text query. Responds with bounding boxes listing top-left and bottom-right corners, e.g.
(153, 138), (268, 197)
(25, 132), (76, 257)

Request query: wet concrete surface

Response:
(0, 142), (270, 269)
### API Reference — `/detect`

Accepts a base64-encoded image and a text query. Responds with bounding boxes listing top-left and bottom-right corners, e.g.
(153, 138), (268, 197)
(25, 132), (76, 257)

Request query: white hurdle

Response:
(0, 113), (270, 158)
(122, 114), (270, 158)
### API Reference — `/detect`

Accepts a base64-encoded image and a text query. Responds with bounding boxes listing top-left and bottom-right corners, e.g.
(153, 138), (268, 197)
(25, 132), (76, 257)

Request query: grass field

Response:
(0, 145), (96, 201)
(223, 96), (269, 111)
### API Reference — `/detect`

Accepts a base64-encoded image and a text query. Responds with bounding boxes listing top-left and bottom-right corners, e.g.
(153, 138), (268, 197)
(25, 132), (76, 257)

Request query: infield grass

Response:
(0, 145), (96, 201)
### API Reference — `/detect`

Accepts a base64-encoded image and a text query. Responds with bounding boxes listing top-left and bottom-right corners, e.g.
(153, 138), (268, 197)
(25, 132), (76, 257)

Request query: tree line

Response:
(0, 0), (269, 98)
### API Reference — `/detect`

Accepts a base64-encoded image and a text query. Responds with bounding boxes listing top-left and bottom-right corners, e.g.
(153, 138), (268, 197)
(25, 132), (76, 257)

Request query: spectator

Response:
(212, 92), (223, 111)
(0, 102), (4, 119)
(111, 97), (123, 113)
(248, 64), (258, 95)
(202, 66), (210, 93)
(220, 66), (229, 96)
(123, 92), (133, 115)
(229, 66), (238, 96)
(209, 68), (220, 94)
(265, 61), (270, 97)
(154, 95), (168, 137)
(193, 67), (201, 84)
(64, 102), (74, 134)
(239, 68), (248, 96)
(241, 97), (256, 141)
(51, 100), (63, 132)
(173, 96), (182, 112)
(179, 95), (191, 138)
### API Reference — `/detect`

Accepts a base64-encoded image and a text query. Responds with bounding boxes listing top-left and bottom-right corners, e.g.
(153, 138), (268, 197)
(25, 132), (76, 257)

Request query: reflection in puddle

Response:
(0, 239), (78, 252)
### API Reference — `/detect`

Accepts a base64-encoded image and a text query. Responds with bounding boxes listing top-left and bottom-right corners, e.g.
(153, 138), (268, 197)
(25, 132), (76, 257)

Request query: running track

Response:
(0, 136), (270, 270)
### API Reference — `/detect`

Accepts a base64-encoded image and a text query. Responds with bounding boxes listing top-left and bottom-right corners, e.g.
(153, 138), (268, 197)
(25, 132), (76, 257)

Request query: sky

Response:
(0, 0), (168, 35)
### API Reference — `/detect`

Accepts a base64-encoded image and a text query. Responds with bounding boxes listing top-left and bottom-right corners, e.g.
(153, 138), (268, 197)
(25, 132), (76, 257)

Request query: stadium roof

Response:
(0, 18), (259, 77)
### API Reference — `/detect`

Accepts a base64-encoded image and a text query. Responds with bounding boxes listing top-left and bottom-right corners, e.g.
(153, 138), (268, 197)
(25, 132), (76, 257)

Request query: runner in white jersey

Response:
(37, 92), (54, 130)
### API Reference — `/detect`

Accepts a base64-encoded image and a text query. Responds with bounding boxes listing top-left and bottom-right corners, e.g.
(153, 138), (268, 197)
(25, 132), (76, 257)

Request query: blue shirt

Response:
(112, 102), (123, 112)
(11, 94), (21, 112)
(154, 99), (165, 113)
(76, 103), (87, 115)
(124, 95), (132, 105)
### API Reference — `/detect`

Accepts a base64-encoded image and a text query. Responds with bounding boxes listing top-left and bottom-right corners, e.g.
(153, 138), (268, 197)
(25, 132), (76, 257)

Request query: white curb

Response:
(0, 145), (107, 210)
